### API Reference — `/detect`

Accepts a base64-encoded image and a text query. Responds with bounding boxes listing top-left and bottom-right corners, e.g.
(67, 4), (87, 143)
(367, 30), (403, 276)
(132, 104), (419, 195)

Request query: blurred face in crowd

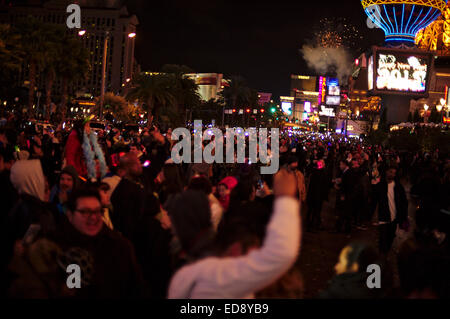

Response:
(130, 145), (139, 157)
(127, 154), (143, 178)
(289, 160), (298, 171)
(351, 159), (360, 169)
(60, 173), (74, 193)
(339, 161), (348, 172)
(386, 168), (397, 182)
(32, 140), (43, 158)
(335, 246), (358, 275)
(99, 188), (110, 206)
(217, 184), (229, 199)
(68, 196), (104, 236)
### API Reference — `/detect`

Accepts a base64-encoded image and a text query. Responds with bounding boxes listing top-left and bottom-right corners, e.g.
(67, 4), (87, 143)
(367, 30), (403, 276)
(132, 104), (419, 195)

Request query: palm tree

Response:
(15, 17), (53, 115)
(42, 24), (66, 120)
(161, 64), (202, 124)
(0, 24), (24, 98)
(126, 73), (177, 126)
(220, 75), (252, 108)
(96, 92), (130, 122)
(56, 36), (91, 122)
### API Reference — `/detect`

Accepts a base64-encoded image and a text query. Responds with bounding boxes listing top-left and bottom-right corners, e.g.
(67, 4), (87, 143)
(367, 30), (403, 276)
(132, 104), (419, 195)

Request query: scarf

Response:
(82, 132), (107, 181)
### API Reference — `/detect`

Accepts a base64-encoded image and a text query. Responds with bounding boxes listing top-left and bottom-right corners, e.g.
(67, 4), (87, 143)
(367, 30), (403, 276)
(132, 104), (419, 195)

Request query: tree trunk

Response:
(61, 77), (69, 123)
(45, 70), (54, 121)
(147, 100), (154, 128)
(28, 62), (36, 117)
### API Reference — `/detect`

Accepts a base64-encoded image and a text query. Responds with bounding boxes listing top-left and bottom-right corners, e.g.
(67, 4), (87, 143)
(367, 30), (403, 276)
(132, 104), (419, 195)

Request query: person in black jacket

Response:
(335, 160), (352, 234)
(306, 160), (328, 232)
(348, 158), (365, 229)
(110, 153), (146, 243)
(374, 166), (408, 254)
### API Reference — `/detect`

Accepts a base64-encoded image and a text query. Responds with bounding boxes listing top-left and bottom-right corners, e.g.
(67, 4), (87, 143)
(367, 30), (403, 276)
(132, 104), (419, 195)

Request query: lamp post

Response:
(99, 31), (110, 121)
(436, 104), (443, 124)
(79, 29), (108, 120)
(78, 30), (136, 121)
(424, 104), (429, 123)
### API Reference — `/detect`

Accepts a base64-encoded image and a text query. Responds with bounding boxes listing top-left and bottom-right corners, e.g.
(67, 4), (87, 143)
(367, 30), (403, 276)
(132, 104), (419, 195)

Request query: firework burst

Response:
(314, 17), (364, 52)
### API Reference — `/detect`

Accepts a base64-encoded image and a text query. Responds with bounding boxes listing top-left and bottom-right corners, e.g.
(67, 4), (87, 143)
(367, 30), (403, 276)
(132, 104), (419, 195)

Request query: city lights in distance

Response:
(128, 32), (136, 38)
(78, 30), (86, 36)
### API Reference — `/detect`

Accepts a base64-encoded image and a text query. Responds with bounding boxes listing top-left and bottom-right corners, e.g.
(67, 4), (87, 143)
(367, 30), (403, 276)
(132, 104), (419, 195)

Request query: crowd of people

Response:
(0, 111), (449, 299)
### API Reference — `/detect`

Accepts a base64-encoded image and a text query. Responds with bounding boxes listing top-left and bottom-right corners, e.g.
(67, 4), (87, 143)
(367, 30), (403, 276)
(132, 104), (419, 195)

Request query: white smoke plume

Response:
(300, 45), (352, 85)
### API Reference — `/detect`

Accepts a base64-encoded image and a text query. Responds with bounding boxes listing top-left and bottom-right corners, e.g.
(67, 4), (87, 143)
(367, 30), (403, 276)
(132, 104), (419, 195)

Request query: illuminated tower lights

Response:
(362, 0), (448, 45)
(416, 2), (450, 52)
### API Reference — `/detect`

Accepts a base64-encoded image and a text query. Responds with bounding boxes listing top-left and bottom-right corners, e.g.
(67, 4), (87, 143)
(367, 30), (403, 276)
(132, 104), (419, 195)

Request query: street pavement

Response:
(296, 183), (415, 298)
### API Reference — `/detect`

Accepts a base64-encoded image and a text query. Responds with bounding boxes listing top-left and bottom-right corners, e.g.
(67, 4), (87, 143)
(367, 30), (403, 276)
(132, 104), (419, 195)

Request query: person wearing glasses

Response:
(7, 187), (147, 298)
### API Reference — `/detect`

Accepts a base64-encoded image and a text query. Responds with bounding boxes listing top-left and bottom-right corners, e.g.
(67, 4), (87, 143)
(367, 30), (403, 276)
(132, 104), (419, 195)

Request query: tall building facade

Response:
(0, 0), (138, 97)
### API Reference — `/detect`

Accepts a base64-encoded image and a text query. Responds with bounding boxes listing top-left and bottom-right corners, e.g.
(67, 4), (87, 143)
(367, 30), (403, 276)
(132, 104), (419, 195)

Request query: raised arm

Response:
(168, 170), (301, 299)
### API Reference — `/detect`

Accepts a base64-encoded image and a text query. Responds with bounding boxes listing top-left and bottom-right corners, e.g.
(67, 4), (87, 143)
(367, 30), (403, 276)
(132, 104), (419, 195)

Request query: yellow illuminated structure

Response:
(362, 0), (447, 45)
(362, 0), (447, 11)
(416, 3), (450, 54)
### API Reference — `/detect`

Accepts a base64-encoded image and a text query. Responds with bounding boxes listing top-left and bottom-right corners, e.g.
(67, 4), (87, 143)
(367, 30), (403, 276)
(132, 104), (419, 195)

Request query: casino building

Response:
(0, 0), (139, 97)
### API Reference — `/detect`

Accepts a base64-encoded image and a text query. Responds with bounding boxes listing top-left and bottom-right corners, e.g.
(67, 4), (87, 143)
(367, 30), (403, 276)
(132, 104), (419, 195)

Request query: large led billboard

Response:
(368, 47), (433, 97)
(281, 102), (293, 115)
(326, 95), (341, 106)
(368, 55), (374, 91)
(327, 78), (340, 96)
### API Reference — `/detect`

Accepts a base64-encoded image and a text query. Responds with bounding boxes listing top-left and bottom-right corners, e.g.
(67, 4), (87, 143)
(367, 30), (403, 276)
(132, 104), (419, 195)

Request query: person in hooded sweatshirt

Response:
(4, 159), (58, 293)
(8, 159), (57, 242)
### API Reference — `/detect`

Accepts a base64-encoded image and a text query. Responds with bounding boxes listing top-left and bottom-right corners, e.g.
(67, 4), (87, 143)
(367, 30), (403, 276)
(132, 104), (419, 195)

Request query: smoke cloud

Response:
(300, 45), (352, 85)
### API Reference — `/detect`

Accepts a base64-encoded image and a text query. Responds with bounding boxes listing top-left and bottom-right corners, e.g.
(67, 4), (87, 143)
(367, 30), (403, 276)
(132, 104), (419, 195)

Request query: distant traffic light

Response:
(260, 109), (265, 113)
(271, 108), (276, 113)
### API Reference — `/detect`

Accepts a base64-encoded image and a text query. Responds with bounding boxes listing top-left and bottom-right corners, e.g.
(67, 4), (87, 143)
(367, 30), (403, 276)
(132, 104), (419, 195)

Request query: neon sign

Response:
(376, 53), (428, 93)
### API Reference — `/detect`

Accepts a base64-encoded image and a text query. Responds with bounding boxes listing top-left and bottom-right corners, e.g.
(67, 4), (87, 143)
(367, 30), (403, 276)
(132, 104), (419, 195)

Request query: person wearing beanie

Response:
(216, 176), (238, 211)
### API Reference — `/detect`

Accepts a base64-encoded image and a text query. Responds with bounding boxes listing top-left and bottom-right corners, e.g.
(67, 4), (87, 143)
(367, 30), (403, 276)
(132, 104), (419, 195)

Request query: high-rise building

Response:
(0, 0), (138, 97)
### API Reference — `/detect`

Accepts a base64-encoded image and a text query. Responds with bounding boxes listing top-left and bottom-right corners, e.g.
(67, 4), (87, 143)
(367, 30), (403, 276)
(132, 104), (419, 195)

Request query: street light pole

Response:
(99, 31), (109, 121)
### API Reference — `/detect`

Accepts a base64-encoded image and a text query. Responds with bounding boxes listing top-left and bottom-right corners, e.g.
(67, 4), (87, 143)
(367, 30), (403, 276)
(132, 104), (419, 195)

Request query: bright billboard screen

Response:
(375, 51), (430, 94)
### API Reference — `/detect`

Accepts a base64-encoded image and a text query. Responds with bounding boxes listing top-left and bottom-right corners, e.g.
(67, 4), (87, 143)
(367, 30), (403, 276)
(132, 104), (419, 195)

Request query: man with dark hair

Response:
(8, 187), (147, 298)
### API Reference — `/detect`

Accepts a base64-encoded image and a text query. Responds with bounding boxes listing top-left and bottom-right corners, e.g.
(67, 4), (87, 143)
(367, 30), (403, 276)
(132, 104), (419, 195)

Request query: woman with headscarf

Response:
(4, 159), (58, 280)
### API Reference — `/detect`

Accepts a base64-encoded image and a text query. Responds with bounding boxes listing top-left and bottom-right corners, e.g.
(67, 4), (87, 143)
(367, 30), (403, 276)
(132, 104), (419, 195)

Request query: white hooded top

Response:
(10, 159), (46, 202)
(168, 196), (301, 299)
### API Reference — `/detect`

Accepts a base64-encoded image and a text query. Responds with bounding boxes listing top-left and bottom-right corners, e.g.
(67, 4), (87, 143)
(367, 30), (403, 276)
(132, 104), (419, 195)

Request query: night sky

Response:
(11, 0), (386, 97)
(125, 0), (385, 98)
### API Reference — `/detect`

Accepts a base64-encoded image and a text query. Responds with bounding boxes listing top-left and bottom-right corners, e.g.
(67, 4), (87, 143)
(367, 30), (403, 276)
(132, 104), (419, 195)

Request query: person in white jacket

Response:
(168, 169), (301, 299)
